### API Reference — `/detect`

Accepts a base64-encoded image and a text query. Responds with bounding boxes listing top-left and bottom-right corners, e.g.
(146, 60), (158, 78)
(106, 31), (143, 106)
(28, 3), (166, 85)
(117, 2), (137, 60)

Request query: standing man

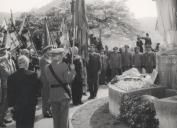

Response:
(7, 55), (41, 128)
(39, 45), (53, 118)
(45, 48), (76, 128)
(142, 45), (156, 74)
(100, 49), (108, 85)
(0, 48), (16, 127)
(71, 46), (84, 105)
(141, 33), (152, 48)
(109, 47), (122, 79)
(132, 47), (142, 73)
(122, 45), (132, 72)
(136, 35), (143, 53)
(87, 45), (101, 99)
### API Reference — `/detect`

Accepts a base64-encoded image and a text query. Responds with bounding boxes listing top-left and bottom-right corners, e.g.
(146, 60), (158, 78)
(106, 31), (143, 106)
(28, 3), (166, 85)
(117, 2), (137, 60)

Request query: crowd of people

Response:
(0, 30), (158, 128)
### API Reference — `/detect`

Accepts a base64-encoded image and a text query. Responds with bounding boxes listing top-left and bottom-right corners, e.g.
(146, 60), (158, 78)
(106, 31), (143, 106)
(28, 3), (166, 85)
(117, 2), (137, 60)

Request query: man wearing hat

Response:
(122, 45), (132, 72)
(142, 44), (156, 73)
(39, 45), (53, 117)
(109, 47), (122, 79)
(0, 48), (16, 127)
(45, 48), (76, 128)
(87, 45), (101, 99)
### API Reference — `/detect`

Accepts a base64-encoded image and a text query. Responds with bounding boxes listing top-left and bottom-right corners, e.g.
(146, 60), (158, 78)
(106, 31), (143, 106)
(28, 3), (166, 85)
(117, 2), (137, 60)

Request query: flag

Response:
(43, 19), (52, 47)
(10, 10), (15, 26)
(1, 19), (8, 31)
(18, 15), (26, 35)
(60, 18), (70, 51)
(73, 0), (88, 59)
(155, 0), (177, 45)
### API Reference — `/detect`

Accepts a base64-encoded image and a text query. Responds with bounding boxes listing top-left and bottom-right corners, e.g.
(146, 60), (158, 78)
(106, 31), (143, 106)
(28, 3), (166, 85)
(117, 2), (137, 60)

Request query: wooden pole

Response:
(71, 0), (76, 64)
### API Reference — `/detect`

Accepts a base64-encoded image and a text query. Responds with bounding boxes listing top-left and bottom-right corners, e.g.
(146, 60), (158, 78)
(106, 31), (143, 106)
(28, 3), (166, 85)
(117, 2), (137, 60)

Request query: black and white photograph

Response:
(0, 0), (176, 128)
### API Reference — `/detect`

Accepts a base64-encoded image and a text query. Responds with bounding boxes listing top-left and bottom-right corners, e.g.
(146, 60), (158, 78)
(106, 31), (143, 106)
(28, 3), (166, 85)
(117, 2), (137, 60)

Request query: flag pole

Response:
(71, 0), (76, 64)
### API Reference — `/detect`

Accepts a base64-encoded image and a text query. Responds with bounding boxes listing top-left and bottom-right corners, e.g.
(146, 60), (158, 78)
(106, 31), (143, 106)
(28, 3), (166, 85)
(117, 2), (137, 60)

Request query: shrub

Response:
(119, 96), (159, 128)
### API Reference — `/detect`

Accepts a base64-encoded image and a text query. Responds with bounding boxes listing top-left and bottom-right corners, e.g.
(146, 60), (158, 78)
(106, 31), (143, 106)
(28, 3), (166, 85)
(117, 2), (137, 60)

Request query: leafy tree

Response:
(86, 0), (140, 39)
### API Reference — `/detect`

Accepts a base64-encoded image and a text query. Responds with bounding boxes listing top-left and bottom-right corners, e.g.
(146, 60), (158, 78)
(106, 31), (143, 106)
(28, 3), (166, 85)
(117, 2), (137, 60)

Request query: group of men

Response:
(0, 41), (103, 128)
(99, 44), (156, 84)
(0, 30), (158, 128)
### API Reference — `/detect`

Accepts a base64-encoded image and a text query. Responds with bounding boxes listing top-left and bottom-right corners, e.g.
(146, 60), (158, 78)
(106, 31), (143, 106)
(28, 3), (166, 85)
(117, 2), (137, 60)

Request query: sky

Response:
(0, 0), (157, 18)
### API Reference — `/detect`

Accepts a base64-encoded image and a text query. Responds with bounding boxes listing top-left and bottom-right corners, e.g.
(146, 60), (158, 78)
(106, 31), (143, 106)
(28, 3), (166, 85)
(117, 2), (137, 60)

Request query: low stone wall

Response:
(154, 96), (177, 128)
(108, 85), (167, 117)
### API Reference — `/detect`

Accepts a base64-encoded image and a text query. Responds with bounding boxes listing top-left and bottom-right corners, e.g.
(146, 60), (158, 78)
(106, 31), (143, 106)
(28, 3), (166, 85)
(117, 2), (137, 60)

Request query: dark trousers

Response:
(51, 99), (69, 128)
(0, 88), (8, 124)
(71, 81), (83, 104)
(15, 105), (36, 128)
(88, 77), (99, 98)
(41, 84), (51, 116)
(99, 69), (107, 85)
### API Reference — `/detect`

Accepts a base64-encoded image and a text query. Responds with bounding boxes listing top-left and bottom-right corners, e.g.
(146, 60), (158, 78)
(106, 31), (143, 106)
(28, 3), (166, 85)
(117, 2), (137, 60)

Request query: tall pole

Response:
(71, 0), (76, 64)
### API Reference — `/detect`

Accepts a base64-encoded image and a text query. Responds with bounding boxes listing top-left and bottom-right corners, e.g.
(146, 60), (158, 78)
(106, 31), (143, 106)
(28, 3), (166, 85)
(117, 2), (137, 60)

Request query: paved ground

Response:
(6, 85), (108, 128)
(72, 97), (108, 128)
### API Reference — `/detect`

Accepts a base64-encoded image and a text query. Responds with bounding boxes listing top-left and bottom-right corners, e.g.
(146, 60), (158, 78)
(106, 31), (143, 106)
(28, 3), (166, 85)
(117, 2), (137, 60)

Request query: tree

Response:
(86, 0), (140, 39)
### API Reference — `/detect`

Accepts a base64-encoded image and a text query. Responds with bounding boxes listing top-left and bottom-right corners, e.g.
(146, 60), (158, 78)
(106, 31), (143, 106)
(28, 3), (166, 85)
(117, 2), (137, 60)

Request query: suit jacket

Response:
(87, 52), (101, 79)
(7, 68), (41, 107)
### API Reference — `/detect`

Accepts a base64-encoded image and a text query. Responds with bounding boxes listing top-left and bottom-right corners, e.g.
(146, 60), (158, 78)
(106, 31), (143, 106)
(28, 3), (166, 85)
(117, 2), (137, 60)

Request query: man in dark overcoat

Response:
(87, 45), (101, 99)
(7, 55), (41, 128)
(71, 46), (84, 105)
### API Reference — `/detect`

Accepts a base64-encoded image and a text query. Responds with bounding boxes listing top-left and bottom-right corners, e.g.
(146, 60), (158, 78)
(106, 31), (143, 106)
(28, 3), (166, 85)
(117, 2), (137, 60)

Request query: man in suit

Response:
(45, 48), (76, 128)
(7, 55), (41, 128)
(87, 45), (101, 99)
(39, 45), (53, 117)
(0, 48), (16, 127)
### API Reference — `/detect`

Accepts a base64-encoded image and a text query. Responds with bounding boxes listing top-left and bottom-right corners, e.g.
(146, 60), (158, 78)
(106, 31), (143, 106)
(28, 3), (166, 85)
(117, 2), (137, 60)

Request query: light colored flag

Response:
(43, 19), (52, 47)
(18, 15), (26, 35)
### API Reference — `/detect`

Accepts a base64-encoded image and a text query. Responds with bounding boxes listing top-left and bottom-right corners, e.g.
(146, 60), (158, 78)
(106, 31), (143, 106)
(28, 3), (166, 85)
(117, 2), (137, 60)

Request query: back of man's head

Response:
(18, 55), (30, 69)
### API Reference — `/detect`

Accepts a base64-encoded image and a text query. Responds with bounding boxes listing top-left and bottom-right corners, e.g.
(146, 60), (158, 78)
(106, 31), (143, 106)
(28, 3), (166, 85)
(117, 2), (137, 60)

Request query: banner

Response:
(44, 19), (52, 47)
